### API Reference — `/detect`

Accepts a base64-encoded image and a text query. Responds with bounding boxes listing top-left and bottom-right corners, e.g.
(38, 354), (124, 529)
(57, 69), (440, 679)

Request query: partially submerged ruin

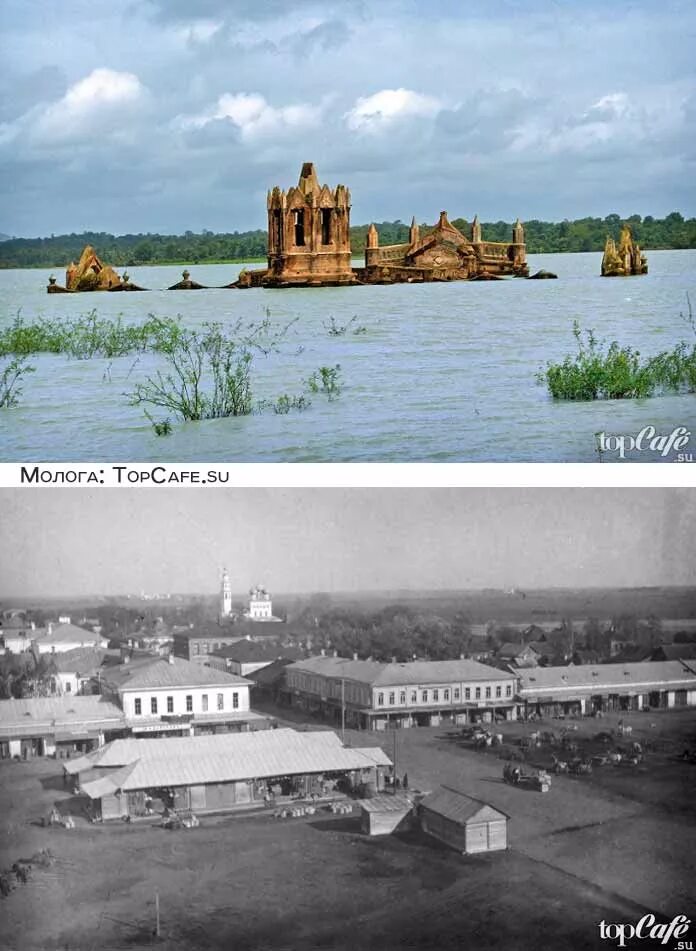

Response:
(235, 162), (529, 287)
(47, 163), (531, 293)
(47, 245), (145, 293)
(168, 269), (207, 290)
(601, 224), (648, 276)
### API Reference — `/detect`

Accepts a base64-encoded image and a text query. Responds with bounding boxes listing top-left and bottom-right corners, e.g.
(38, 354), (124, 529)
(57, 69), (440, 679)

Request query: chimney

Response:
(47, 622), (53, 636)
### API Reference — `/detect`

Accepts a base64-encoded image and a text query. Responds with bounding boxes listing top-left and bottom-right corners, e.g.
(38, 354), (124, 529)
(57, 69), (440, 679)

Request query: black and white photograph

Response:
(0, 488), (694, 949)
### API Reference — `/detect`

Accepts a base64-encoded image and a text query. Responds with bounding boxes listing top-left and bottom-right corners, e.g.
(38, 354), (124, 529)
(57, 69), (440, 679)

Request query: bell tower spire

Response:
(220, 567), (232, 618)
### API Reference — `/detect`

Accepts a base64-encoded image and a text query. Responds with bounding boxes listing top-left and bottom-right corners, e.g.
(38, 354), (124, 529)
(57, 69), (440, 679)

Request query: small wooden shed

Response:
(360, 794), (414, 836)
(420, 787), (509, 854)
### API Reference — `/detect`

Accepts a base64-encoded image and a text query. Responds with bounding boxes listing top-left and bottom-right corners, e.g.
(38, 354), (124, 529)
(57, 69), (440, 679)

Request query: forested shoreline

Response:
(1, 212), (694, 269)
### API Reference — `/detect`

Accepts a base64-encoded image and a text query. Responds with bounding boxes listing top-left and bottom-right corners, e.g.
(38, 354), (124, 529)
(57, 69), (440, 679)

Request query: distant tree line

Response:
(303, 605), (474, 662)
(1, 212), (694, 269)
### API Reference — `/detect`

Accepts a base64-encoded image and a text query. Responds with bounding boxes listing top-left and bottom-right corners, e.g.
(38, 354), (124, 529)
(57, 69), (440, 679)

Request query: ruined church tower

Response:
(265, 163), (356, 286)
(511, 218), (527, 269)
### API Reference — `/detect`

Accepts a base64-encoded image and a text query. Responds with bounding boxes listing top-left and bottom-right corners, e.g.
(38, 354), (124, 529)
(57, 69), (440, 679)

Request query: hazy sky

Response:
(0, 488), (693, 597)
(1, 0), (694, 237)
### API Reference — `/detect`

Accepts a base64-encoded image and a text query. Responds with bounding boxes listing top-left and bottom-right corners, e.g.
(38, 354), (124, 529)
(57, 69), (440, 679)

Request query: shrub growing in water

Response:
(540, 320), (696, 401)
(272, 394), (311, 414)
(128, 318), (295, 423)
(0, 356), (34, 408)
(0, 311), (180, 359)
(306, 364), (342, 400)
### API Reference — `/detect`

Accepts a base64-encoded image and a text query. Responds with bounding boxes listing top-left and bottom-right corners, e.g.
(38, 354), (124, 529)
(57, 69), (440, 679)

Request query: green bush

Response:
(540, 321), (696, 401)
(0, 356), (35, 408)
(306, 364), (342, 400)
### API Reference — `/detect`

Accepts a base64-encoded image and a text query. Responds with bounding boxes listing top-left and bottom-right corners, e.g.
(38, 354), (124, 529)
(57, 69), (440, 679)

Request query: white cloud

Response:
(508, 89), (689, 158)
(30, 68), (145, 144)
(345, 88), (444, 131)
(177, 92), (322, 140)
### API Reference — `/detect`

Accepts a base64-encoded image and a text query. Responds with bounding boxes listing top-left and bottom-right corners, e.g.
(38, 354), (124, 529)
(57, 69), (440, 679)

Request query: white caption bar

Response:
(0, 462), (694, 488)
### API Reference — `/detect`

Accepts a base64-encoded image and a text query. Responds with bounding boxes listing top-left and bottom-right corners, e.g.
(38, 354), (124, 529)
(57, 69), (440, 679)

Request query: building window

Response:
(134, 698), (141, 715)
(400, 691), (406, 705)
(496, 686), (502, 698)
(444, 689), (450, 701)
(377, 692), (384, 706)
(411, 690), (417, 703)
(192, 642), (199, 654)
(294, 209), (305, 246)
(433, 689), (439, 702)
(186, 695), (193, 712)
(232, 692), (239, 709)
(389, 692), (395, 705)
(464, 688), (470, 700)
(422, 690), (428, 703)
(218, 693), (224, 710)
(202, 694), (209, 712)
(506, 684), (512, 697)
(321, 208), (332, 245)
(485, 687), (491, 699)
(65, 682), (72, 693)
(151, 697), (158, 715)
(454, 687), (460, 700)
(475, 687), (481, 700)
(167, 696), (173, 713)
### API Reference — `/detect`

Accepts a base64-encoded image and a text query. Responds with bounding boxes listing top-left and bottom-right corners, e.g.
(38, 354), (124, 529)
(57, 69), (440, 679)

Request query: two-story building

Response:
(101, 655), (266, 737)
(285, 655), (518, 729)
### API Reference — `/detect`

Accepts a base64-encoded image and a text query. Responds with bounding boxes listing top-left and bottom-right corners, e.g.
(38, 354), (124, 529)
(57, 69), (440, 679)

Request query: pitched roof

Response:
(104, 656), (252, 691)
(352, 747), (393, 767)
(497, 643), (538, 659)
(39, 623), (103, 646)
(247, 658), (295, 686)
(288, 656), (515, 687)
(421, 786), (508, 824)
(51, 647), (105, 674)
(652, 644), (696, 661)
(0, 695), (125, 737)
(518, 660), (696, 695)
(74, 729), (381, 792)
(80, 764), (137, 800)
(360, 794), (413, 814)
(210, 641), (304, 663)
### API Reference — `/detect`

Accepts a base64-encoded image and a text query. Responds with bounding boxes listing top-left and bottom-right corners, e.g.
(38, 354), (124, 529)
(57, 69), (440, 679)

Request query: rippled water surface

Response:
(1, 252), (695, 462)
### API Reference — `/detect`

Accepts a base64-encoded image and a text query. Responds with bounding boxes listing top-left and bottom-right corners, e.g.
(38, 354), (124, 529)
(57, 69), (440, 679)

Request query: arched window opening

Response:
(321, 208), (332, 245)
(294, 209), (305, 246)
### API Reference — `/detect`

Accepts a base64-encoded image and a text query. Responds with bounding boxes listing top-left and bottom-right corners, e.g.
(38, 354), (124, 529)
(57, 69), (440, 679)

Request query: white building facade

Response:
(286, 656), (518, 730)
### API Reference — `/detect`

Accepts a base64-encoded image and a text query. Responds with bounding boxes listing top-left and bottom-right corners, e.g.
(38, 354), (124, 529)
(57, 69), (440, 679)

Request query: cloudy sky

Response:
(1, 488), (693, 597)
(1, 0), (694, 237)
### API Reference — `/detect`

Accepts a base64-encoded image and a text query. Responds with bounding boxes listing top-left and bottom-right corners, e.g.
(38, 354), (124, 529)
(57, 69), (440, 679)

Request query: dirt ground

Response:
(1, 706), (695, 951)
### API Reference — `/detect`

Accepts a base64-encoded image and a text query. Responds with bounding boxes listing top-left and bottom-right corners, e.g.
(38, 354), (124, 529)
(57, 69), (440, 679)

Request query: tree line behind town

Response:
(1, 213), (694, 269)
